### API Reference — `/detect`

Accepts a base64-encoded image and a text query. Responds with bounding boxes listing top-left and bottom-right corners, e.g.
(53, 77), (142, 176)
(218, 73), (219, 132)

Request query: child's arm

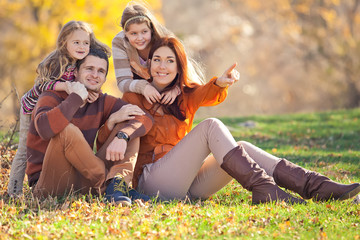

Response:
(160, 85), (181, 105)
(53, 81), (70, 93)
(143, 84), (161, 104)
(112, 33), (150, 94)
(87, 90), (100, 103)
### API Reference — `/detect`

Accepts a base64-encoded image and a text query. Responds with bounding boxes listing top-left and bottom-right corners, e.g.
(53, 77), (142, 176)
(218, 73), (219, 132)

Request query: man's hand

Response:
(66, 81), (88, 101)
(106, 138), (127, 161)
(107, 104), (145, 131)
(215, 63), (240, 88)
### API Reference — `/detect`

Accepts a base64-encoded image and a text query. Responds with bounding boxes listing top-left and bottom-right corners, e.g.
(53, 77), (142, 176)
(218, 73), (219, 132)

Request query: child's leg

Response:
(7, 110), (31, 196)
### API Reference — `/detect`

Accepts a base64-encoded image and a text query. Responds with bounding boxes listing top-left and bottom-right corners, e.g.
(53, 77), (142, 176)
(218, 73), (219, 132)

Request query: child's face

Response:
(66, 29), (90, 60)
(125, 22), (152, 52)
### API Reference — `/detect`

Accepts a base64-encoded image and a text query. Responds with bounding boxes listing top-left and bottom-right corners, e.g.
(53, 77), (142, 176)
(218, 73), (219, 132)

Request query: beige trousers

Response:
(137, 118), (281, 201)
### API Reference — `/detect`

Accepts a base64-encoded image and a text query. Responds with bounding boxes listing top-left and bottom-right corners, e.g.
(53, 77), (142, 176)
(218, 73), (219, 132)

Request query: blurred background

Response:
(1, 0), (360, 130)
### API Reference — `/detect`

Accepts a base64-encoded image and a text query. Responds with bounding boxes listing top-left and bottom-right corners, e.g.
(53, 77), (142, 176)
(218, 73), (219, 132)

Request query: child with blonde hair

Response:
(8, 20), (110, 197)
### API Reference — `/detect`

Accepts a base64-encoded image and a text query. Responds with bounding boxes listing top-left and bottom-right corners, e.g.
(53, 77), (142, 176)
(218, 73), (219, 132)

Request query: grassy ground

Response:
(0, 108), (359, 239)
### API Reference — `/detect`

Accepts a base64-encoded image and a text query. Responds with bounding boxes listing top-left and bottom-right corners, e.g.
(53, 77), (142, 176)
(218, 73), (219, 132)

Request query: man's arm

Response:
(96, 98), (153, 161)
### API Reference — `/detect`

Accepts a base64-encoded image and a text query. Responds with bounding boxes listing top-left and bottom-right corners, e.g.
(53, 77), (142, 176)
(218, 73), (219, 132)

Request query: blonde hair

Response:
(36, 20), (111, 85)
(121, 3), (205, 85)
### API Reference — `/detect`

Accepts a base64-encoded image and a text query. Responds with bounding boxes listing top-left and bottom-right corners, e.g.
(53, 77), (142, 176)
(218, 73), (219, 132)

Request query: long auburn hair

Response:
(36, 21), (110, 85)
(148, 37), (201, 120)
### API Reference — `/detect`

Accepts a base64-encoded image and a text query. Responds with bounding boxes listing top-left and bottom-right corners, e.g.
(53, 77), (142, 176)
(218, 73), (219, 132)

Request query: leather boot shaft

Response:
(273, 159), (360, 201)
(221, 145), (305, 204)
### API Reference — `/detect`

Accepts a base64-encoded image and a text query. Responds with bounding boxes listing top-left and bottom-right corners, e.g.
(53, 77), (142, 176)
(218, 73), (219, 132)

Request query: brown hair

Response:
(121, 4), (172, 46)
(148, 37), (202, 120)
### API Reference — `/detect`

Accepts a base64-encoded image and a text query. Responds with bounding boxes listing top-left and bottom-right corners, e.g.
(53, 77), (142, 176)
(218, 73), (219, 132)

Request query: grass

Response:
(1, 108), (359, 239)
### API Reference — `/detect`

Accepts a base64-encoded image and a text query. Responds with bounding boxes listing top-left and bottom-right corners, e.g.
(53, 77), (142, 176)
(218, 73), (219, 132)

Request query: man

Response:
(25, 48), (153, 205)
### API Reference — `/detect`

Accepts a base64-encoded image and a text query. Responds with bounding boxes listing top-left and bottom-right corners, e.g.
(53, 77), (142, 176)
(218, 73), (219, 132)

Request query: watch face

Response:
(117, 131), (130, 142)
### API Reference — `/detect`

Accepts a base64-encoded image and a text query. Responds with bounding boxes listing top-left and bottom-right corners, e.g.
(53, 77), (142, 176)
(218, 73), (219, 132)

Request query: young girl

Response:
(7, 20), (110, 197)
(123, 37), (360, 204)
(112, 4), (203, 105)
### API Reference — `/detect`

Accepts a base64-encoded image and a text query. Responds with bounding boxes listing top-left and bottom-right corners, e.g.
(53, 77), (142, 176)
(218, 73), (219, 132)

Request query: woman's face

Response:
(150, 46), (178, 91)
(125, 22), (152, 51)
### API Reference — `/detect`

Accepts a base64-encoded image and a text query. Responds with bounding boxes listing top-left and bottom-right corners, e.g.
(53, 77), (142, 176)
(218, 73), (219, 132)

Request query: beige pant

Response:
(137, 118), (280, 201)
(8, 109), (31, 196)
(33, 123), (139, 197)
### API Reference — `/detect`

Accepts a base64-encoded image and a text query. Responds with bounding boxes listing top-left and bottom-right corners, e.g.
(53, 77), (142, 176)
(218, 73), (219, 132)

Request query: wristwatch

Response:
(116, 131), (130, 142)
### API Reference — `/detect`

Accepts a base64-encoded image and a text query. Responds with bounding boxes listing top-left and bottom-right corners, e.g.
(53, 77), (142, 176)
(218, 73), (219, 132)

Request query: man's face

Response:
(74, 55), (107, 93)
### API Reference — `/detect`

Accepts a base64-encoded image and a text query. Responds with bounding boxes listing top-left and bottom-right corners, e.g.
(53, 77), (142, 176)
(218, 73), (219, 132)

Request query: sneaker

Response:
(105, 177), (131, 206)
(128, 189), (151, 202)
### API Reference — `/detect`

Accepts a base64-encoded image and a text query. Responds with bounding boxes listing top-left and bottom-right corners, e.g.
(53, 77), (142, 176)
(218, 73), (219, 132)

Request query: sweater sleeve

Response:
(186, 77), (228, 114)
(96, 97), (153, 149)
(21, 79), (64, 114)
(112, 32), (150, 94)
(33, 91), (84, 140)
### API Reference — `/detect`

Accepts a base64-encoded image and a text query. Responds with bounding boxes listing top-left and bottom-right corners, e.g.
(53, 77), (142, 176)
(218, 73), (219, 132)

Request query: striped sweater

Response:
(21, 64), (75, 114)
(112, 31), (151, 94)
(25, 90), (153, 186)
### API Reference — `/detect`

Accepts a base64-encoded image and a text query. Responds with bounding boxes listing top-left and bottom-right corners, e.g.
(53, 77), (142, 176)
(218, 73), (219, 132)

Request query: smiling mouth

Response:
(157, 73), (168, 77)
(87, 79), (99, 85)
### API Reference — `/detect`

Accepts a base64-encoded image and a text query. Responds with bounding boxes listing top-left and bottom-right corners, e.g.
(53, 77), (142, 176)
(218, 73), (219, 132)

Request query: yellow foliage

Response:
(294, 3), (310, 14)
(319, 8), (337, 27)
(0, 0), (163, 98)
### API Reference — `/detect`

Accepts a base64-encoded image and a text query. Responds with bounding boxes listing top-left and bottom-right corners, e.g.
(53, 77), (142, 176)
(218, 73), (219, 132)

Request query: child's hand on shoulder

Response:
(87, 90), (100, 103)
(143, 84), (161, 104)
(160, 85), (181, 105)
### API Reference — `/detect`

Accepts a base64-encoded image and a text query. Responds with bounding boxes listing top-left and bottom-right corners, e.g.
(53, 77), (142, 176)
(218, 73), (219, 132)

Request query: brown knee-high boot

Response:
(220, 145), (305, 205)
(273, 159), (360, 201)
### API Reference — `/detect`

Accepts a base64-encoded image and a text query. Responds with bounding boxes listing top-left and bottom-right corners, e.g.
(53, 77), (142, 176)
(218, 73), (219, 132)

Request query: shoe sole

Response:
(338, 184), (360, 200)
(115, 200), (132, 207)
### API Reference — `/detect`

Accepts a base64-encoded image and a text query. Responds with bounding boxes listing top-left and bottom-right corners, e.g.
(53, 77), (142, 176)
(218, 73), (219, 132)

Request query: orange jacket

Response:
(122, 77), (228, 187)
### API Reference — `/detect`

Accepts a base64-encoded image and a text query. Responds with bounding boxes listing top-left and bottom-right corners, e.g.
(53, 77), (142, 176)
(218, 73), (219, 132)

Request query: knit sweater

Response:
(21, 64), (76, 114)
(112, 31), (151, 94)
(26, 90), (153, 186)
(122, 78), (228, 187)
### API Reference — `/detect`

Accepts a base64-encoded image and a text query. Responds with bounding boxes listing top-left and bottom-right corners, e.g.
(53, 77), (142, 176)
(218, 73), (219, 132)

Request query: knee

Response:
(60, 123), (81, 137)
(201, 118), (224, 128)
(237, 140), (247, 146)
(57, 124), (85, 145)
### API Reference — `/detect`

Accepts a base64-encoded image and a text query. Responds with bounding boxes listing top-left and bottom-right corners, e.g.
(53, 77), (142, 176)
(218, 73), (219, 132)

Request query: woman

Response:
(123, 37), (360, 204)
